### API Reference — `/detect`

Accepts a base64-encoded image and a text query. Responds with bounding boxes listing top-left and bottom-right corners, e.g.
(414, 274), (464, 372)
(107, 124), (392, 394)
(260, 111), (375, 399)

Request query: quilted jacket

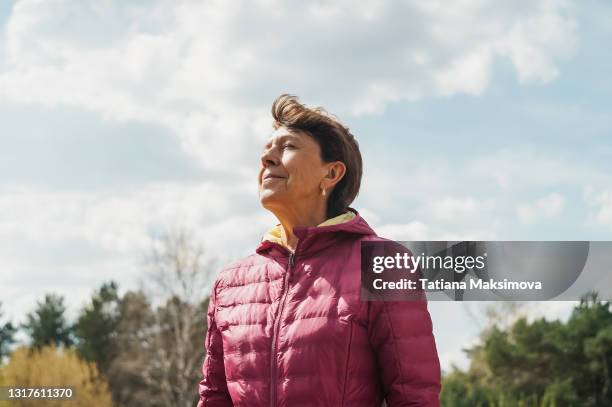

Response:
(197, 208), (441, 406)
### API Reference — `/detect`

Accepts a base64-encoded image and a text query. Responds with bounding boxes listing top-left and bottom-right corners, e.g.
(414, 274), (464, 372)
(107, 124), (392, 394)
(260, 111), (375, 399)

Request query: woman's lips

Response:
(263, 175), (285, 183)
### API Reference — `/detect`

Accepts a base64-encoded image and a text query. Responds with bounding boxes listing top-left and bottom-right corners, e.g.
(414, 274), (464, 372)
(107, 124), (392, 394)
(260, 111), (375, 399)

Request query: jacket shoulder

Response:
(359, 234), (415, 257)
(213, 253), (277, 291)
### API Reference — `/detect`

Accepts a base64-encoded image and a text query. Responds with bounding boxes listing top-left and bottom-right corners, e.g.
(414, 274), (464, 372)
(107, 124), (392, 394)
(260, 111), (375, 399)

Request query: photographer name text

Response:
(372, 278), (543, 291)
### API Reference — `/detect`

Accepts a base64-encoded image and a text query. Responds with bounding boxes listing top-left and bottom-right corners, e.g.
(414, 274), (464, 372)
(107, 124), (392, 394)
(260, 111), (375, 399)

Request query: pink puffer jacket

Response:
(197, 209), (441, 406)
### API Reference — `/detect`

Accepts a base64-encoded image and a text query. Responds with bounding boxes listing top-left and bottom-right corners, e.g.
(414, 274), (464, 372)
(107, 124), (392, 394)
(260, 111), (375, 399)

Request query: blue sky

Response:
(1, 0), (611, 371)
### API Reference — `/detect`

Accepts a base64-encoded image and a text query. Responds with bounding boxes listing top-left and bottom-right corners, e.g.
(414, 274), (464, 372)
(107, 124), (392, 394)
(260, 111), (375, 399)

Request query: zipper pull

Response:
(287, 252), (295, 284)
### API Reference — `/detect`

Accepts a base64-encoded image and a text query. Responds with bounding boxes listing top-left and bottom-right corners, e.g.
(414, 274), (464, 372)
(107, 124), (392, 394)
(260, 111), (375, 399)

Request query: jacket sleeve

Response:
(197, 280), (233, 407)
(367, 298), (441, 406)
(365, 241), (441, 406)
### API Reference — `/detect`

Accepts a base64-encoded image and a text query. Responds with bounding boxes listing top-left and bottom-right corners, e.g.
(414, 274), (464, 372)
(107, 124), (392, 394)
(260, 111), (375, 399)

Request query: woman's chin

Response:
(259, 190), (284, 208)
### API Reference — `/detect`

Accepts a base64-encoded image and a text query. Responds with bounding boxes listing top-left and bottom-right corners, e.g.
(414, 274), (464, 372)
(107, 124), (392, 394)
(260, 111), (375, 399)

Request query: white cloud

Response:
(375, 220), (497, 241)
(584, 186), (612, 228)
(0, 255), (140, 324)
(360, 156), (458, 214)
(0, 180), (273, 324)
(469, 148), (609, 190)
(434, 46), (493, 96)
(358, 145), (612, 240)
(430, 196), (490, 221)
(376, 221), (431, 240)
(516, 192), (565, 224)
(0, 0), (578, 173)
(502, 3), (578, 83)
(354, 206), (382, 225)
(0, 181), (261, 257)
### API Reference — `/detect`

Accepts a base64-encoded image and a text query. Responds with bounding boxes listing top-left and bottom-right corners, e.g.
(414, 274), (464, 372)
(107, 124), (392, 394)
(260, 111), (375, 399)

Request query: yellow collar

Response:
(262, 211), (356, 247)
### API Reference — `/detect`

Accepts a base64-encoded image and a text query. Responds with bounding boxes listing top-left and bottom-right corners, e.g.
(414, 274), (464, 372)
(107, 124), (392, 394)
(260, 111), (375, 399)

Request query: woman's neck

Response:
(275, 205), (327, 252)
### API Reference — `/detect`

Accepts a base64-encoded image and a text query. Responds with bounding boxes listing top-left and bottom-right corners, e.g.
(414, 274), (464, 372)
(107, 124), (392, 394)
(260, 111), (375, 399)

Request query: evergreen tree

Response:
(73, 281), (120, 373)
(0, 302), (16, 360)
(441, 293), (612, 406)
(21, 294), (73, 348)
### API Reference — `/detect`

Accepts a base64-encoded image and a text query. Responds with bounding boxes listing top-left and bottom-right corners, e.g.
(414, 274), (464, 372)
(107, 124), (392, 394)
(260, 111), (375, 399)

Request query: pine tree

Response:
(0, 302), (16, 360)
(73, 281), (120, 373)
(21, 294), (73, 348)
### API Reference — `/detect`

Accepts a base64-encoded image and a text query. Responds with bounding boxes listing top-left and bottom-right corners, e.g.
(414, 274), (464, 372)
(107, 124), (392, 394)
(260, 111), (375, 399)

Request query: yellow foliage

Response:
(0, 345), (113, 407)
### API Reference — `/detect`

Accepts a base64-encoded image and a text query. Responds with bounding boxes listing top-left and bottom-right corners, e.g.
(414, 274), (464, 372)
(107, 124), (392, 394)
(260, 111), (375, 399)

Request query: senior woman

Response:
(197, 94), (441, 406)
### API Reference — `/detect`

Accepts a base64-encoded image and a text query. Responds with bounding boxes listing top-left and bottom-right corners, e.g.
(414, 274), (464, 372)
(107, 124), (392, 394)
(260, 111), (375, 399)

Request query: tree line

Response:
(441, 293), (612, 406)
(0, 229), (213, 407)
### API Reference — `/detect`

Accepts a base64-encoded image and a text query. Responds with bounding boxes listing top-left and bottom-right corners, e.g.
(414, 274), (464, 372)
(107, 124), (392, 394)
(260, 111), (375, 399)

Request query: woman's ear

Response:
(326, 161), (346, 187)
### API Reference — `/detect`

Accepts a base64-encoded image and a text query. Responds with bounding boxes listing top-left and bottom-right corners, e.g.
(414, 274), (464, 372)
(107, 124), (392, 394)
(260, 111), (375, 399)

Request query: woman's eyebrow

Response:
(264, 134), (298, 149)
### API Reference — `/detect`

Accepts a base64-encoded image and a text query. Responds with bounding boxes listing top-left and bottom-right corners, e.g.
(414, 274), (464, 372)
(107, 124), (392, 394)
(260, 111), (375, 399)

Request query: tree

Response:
(561, 292), (612, 405)
(50, 227), (215, 407)
(21, 294), (73, 349)
(73, 281), (120, 374)
(0, 302), (16, 361)
(441, 293), (612, 406)
(149, 295), (209, 407)
(0, 345), (113, 407)
(105, 290), (159, 407)
(138, 227), (214, 407)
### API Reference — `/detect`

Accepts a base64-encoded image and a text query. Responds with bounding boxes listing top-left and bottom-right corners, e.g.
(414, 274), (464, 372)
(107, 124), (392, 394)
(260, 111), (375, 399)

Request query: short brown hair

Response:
(271, 94), (363, 218)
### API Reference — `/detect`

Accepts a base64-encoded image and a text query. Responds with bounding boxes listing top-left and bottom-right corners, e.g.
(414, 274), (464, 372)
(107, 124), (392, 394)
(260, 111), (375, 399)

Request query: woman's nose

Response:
(261, 148), (279, 167)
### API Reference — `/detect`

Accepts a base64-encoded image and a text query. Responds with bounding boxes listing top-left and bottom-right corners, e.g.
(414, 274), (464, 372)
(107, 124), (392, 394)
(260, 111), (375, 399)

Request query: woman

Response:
(197, 95), (441, 406)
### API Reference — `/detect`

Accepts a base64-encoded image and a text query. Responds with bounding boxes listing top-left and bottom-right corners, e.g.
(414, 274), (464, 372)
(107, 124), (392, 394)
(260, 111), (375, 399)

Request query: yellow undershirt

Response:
(262, 210), (356, 248)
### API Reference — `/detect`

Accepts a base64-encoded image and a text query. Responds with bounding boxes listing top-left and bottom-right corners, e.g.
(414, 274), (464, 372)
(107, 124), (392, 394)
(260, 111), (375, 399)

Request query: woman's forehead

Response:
(271, 126), (290, 138)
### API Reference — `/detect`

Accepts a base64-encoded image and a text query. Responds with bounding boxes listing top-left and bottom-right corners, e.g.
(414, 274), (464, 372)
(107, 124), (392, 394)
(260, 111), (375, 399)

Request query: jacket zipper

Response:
(270, 251), (295, 407)
(340, 320), (353, 405)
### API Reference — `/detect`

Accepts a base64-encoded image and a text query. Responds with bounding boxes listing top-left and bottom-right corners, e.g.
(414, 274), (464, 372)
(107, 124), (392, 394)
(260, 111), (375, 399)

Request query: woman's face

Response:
(258, 126), (326, 212)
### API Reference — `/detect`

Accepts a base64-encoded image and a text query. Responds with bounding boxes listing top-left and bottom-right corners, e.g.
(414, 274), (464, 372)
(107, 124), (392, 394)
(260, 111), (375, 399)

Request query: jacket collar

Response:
(256, 207), (376, 256)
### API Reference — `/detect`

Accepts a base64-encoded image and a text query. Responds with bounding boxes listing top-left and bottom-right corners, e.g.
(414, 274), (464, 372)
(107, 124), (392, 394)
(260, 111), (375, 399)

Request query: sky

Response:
(1, 0), (611, 372)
